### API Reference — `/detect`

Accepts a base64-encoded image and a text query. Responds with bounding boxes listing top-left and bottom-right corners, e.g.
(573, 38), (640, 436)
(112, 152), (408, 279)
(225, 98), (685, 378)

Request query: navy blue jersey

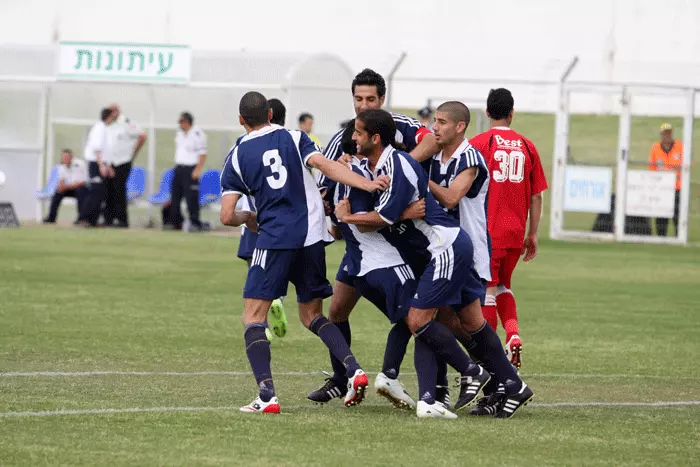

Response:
(220, 125), (325, 250)
(319, 113), (430, 187)
(429, 140), (491, 281)
(327, 161), (406, 276)
(371, 146), (461, 259)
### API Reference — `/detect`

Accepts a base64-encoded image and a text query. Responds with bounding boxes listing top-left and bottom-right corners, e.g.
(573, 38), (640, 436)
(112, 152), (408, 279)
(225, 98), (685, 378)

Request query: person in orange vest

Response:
(649, 123), (683, 236)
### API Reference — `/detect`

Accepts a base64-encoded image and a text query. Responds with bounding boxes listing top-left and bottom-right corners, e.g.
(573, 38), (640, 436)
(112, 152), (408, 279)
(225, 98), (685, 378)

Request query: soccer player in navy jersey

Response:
(235, 98), (289, 338)
(308, 68), (440, 404)
(314, 120), (425, 409)
(336, 109), (533, 419)
(220, 92), (389, 413)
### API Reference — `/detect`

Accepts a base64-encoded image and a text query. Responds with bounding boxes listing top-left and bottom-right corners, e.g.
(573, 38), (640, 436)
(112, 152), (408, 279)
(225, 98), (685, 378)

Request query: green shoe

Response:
(268, 299), (288, 338)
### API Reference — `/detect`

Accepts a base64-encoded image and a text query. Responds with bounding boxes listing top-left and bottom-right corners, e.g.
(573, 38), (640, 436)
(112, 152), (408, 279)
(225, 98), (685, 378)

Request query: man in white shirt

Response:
(43, 149), (88, 224)
(78, 107), (117, 227)
(102, 104), (147, 228)
(168, 112), (208, 232)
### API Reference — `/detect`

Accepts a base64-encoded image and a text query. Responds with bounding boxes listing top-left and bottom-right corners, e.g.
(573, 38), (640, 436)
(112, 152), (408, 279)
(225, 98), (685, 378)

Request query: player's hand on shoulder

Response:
(338, 154), (353, 167)
(522, 234), (538, 262)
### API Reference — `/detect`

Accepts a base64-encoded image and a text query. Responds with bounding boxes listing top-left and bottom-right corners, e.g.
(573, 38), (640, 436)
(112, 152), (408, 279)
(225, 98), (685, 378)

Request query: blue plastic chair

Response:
(199, 169), (221, 207)
(35, 165), (61, 199)
(126, 167), (146, 201)
(148, 169), (174, 205)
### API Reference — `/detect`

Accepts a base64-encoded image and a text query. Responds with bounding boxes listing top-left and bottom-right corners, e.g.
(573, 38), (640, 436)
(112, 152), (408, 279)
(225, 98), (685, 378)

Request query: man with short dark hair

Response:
(308, 68), (440, 405)
(220, 91), (389, 413)
(469, 88), (548, 375)
(43, 149), (88, 224)
(168, 112), (208, 232)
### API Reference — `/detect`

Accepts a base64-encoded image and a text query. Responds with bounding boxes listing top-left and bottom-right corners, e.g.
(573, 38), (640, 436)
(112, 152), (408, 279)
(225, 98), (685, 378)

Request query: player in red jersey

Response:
(469, 88), (548, 369)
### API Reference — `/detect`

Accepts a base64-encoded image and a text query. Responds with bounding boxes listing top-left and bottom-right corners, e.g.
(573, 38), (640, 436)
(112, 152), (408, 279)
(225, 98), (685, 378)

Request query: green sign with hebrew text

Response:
(58, 42), (191, 83)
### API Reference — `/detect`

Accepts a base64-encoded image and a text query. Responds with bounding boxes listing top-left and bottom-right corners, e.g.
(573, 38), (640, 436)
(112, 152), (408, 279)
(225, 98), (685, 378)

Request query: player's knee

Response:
(406, 309), (433, 334)
(458, 300), (485, 332)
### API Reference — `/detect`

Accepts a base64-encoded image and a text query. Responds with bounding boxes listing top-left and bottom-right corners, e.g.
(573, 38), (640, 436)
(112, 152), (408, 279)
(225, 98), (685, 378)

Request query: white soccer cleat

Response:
(375, 372), (416, 410)
(344, 369), (369, 407)
(239, 396), (281, 414)
(416, 400), (458, 419)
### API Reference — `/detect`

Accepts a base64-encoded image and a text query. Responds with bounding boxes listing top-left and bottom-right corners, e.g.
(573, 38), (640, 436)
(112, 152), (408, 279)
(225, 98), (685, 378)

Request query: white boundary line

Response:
(1, 401), (699, 418)
(1, 371), (698, 380)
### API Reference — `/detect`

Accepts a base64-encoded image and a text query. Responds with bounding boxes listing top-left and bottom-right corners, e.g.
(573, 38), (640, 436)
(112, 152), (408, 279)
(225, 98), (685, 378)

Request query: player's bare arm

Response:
(307, 153), (389, 193)
(523, 192), (543, 262)
(428, 167), (477, 209)
(337, 198), (424, 233)
(409, 132), (440, 163)
(220, 193), (256, 231)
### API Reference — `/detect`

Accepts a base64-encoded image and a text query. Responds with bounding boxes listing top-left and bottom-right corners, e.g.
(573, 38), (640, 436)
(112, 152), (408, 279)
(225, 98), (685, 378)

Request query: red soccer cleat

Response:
(344, 369), (368, 407)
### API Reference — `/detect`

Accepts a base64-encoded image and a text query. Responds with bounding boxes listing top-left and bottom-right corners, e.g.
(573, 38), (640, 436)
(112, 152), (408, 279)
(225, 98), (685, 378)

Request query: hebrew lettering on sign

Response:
(61, 42), (190, 82)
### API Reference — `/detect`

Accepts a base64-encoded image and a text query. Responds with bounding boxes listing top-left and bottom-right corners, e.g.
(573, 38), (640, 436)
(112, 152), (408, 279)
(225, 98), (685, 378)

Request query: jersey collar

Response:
(433, 139), (470, 165)
(492, 126), (511, 131)
(241, 124), (283, 143)
(373, 144), (394, 175)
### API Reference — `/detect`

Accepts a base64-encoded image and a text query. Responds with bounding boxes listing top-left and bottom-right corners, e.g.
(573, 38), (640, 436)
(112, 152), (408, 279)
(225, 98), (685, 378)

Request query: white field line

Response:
(1, 371), (699, 380)
(1, 401), (700, 418)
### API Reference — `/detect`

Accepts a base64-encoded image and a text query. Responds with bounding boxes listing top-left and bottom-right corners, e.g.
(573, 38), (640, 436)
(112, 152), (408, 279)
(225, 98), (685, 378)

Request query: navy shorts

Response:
(243, 241), (333, 303)
(354, 264), (417, 323)
(237, 227), (258, 261)
(335, 253), (355, 287)
(412, 230), (485, 311)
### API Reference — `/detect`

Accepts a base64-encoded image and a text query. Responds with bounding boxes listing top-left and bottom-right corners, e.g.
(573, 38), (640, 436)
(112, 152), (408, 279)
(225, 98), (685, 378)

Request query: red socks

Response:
(496, 290), (519, 342)
(482, 295), (498, 331)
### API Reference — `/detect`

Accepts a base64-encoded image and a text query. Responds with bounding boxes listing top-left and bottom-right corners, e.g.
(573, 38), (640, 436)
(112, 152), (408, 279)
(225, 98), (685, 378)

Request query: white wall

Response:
(1, 0), (699, 113)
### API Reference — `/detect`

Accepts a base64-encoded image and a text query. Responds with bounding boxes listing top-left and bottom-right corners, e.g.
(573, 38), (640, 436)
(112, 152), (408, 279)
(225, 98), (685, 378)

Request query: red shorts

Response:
(487, 248), (521, 289)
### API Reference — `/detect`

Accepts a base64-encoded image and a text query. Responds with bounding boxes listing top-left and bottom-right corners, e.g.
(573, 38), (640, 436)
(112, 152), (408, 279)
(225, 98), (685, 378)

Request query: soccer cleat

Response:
(416, 400), (458, 420)
(453, 366), (491, 411)
(239, 396), (281, 414)
(268, 299), (288, 338)
(494, 383), (534, 418)
(469, 390), (505, 416)
(435, 385), (451, 410)
(506, 335), (522, 369)
(344, 369), (369, 407)
(375, 372), (416, 410)
(307, 372), (347, 404)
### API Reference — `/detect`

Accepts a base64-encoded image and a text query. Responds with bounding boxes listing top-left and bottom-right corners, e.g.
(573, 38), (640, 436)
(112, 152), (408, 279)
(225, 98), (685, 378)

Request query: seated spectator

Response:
(43, 149), (88, 224)
(418, 105), (433, 129)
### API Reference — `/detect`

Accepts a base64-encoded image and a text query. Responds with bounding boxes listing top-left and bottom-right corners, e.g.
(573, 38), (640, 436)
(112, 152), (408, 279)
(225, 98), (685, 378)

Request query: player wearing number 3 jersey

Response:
(220, 92), (389, 414)
(469, 88), (548, 370)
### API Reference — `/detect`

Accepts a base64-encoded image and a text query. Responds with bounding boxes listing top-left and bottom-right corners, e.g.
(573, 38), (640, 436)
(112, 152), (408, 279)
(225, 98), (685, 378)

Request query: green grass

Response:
(1, 227), (700, 465)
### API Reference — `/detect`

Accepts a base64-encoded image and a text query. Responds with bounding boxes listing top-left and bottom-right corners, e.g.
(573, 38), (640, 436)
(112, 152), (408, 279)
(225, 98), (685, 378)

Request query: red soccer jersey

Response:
(469, 127), (548, 249)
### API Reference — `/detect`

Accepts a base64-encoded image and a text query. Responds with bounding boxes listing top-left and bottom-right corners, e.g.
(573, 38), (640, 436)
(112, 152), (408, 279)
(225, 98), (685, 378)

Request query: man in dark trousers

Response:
(102, 104), (147, 228)
(77, 107), (116, 227)
(168, 112), (208, 232)
(43, 149), (88, 224)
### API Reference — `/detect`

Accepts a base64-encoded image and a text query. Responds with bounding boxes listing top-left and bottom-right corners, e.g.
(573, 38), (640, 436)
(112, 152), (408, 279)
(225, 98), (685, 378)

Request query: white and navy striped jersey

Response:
(220, 125), (325, 250)
(318, 113), (431, 188)
(327, 162), (406, 277)
(371, 145), (461, 259)
(429, 140), (491, 281)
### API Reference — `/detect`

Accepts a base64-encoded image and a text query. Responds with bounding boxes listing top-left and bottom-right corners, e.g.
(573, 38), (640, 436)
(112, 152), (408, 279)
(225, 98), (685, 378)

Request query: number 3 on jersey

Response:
(263, 149), (288, 189)
(493, 150), (525, 183)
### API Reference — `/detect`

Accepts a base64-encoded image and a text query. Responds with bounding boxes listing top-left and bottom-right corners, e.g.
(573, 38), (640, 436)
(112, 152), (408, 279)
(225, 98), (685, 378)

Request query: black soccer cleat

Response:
(469, 390), (505, 416)
(307, 373), (347, 404)
(436, 385), (451, 409)
(494, 384), (534, 418)
(454, 366), (491, 411)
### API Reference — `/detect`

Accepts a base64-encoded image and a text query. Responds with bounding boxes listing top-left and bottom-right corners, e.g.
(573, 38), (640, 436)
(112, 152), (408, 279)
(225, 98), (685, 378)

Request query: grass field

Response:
(1, 227), (700, 466)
